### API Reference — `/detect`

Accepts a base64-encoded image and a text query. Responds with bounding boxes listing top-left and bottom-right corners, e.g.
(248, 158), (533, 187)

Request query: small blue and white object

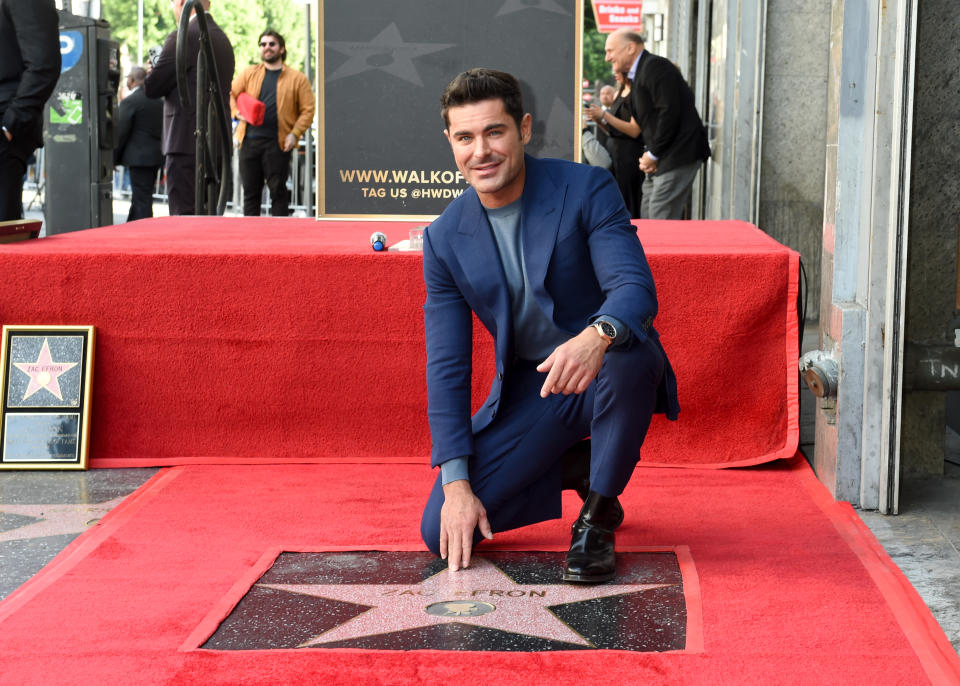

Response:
(370, 232), (388, 252)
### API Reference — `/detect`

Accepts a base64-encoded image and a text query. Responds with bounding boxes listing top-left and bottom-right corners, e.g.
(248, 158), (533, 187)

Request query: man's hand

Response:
(282, 133), (297, 152)
(537, 326), (609, 398)
(440, 479), (492, 571)
(639, 151), (658, 174)
(2, 128), (11, 142)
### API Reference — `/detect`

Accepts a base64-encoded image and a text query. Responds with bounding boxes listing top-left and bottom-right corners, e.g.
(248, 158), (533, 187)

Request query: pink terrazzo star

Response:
(262, 556), (674, 647)
(12, 338), (78, 402)
(0, 497), (122, 543)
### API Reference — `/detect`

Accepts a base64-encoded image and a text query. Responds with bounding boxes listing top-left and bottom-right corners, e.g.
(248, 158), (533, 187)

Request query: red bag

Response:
(237, 92), (265, 127)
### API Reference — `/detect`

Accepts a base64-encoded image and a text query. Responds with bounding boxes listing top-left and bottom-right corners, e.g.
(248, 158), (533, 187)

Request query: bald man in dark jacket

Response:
(0, 0), (60, 220)
(605, 29), (709, 220)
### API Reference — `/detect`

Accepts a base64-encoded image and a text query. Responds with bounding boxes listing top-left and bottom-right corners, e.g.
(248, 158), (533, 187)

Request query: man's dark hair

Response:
(440, 68), (524, 130)
(259, 29), (286, 62)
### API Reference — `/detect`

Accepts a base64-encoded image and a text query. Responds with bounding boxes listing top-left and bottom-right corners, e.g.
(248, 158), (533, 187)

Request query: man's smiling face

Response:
(444, 98), (531, 208)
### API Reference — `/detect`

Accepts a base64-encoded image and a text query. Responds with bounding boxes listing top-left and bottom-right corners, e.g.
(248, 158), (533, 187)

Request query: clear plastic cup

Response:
(409, 228), (424, 251)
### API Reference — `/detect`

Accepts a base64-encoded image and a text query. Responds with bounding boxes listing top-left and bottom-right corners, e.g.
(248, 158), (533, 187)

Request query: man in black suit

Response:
(0, 0), (60, 221)
(144, 0), (234, 216)
(117, 67), (163, 221)
(605, 29), (710, 220)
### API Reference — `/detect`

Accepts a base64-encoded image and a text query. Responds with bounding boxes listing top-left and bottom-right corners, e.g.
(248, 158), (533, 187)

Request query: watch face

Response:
(597, 321), (617, 339)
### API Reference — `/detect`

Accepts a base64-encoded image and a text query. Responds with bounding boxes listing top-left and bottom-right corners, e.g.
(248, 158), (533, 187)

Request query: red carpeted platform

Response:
(0, 217), (798, 468)
(0, 457), (958, 685)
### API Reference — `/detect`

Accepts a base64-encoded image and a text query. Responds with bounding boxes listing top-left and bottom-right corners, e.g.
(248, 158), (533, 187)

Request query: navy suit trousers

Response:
(420, 334), (665, 556)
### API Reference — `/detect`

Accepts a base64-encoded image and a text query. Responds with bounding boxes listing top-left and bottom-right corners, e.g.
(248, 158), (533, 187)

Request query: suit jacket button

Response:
(497, 372), (503, 380)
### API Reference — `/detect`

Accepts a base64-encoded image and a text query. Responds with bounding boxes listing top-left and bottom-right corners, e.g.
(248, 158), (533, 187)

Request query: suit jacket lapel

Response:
(520, 156), (565, 321)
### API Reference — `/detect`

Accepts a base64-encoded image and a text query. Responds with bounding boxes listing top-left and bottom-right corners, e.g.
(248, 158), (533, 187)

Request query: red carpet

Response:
(0, 457), (957, 685)
(0, 217), (798, 468)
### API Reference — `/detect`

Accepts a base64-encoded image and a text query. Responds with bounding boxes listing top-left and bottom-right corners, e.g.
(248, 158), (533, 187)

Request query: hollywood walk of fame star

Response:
(12, 338), (78, 402)
(261, 556), (673, 648)
(325, 24), (455, 87)
(0, 497), (123, 543)
(496, 0), (572, 18)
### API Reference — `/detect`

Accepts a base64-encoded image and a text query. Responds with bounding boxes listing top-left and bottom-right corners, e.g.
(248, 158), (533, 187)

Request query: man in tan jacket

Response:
(230, 30), (314, 216)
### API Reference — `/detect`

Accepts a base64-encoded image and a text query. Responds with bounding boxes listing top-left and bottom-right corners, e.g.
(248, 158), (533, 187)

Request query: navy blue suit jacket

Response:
(423, 156), (679, 469)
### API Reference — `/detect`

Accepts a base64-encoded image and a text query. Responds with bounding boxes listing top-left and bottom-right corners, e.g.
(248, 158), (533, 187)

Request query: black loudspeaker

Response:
(42, 12), (120, 234)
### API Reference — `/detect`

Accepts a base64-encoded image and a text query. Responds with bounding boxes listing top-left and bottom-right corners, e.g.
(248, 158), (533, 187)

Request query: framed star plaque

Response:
(0, 326), (95, 470)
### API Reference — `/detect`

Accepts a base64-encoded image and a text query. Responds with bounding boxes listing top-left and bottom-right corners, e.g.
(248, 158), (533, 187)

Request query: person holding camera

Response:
(144, 0), (234, 216)
(584, 71), (644, 218)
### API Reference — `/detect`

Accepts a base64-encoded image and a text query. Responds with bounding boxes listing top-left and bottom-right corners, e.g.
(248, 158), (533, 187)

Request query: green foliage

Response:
(213, 0), (266, 68)
(102, 0), (176, 64)
(262, 3), (311, 73)
(583, 0), (611, 87)
(583, 29), (611, 87)
(101, 0), (314, 75)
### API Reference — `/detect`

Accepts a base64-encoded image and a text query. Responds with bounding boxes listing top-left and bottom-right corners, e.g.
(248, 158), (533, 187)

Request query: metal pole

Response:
(304, 2), (314, 216)
(195, 49), (209, 214)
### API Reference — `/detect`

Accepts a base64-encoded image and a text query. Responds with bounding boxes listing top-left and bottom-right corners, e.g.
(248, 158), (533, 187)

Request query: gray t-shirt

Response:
(484, 199), (569, 361)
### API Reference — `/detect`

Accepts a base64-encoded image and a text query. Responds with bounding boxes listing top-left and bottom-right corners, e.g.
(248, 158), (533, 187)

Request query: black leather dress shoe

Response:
(562, 491), (624, 584)
(560, 440), (623, 526)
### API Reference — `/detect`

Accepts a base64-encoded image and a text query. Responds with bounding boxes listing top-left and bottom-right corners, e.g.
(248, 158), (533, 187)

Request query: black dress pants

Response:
(609, 137), (645, 219)
(0, 148), (27, 221)
(164, 153), (196, 216)
(239, 136), (291, 216)
(127, 166), (159, 222)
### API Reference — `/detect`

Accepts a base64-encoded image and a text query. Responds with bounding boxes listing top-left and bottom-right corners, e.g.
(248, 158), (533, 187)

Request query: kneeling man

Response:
(421, 69), (678, 583)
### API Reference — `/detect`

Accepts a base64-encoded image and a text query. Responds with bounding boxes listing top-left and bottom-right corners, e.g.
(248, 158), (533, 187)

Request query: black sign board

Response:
(318, 0), (583, 218)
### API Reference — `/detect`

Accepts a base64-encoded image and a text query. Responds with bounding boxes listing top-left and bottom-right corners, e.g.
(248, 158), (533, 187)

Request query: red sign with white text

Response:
(591, 1), (644, 33)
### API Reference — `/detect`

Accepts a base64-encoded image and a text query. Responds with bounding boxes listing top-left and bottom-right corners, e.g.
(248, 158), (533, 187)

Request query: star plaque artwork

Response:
(0, 326), (95, 470)
(195, 550), (702, 652)
(318, 0), (582, 218)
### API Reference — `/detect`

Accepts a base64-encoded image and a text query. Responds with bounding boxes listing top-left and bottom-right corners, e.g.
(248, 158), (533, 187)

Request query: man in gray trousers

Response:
(604, 29), (710, 220)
